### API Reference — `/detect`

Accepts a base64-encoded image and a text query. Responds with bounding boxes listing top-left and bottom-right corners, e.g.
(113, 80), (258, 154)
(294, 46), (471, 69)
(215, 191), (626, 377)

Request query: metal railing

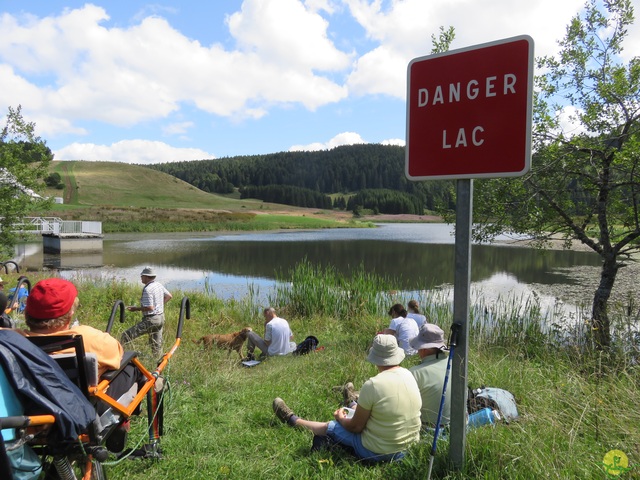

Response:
(14, 217), (102, 235)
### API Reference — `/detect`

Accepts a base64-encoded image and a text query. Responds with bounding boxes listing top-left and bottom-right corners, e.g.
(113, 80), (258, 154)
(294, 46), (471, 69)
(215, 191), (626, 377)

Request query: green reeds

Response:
(269, 258), (396, 324)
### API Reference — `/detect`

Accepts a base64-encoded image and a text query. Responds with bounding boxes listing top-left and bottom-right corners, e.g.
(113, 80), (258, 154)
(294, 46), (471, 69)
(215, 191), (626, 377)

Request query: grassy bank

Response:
(44, 206), (373, 233)
(4, 269), (638, 479)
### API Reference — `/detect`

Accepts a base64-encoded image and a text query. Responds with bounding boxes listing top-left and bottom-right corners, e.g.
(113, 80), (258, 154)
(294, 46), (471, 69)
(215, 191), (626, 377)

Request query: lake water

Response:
(15, 223), (600, 313)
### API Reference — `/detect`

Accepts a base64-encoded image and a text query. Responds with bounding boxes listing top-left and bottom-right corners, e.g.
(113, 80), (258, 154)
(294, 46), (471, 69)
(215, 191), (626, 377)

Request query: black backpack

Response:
(292, 336), (319, 356)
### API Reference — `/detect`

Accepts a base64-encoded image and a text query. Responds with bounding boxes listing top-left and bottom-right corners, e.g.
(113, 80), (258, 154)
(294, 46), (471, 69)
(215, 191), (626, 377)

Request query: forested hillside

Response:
(149, 144), (455, 213)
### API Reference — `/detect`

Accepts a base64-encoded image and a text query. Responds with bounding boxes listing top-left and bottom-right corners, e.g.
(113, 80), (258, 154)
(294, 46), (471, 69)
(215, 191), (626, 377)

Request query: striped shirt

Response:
(141, 281), (170, 316)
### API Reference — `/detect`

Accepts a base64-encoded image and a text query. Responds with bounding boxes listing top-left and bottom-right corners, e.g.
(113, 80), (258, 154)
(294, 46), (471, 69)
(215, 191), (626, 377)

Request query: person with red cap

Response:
(24, 278), (122, 376)
(23, 278), (144, 413)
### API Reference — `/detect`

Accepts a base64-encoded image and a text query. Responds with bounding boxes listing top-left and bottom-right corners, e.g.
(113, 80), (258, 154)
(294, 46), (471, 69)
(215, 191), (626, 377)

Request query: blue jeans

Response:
(325, 421), (405, 462)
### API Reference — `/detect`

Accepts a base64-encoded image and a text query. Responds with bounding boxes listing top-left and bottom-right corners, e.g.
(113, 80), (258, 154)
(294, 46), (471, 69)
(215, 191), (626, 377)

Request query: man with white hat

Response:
(408, 323), (451, 428)
(272, 334), (421, 462)
(122, 267), (172, 360)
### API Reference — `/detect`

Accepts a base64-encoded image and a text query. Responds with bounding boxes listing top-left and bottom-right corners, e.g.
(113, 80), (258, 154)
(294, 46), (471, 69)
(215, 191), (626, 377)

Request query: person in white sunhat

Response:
(122, 267), (172, 360)
(272, 334), (421, 462)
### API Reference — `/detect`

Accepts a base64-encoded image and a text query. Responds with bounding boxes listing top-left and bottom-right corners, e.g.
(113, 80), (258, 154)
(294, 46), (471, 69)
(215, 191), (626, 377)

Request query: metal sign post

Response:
(449, 179), (473, 468)
(404, 35), (533, 473)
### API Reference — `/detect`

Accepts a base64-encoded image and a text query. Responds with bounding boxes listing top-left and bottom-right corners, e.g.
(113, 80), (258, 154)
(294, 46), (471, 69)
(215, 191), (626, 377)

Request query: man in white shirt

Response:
(245, 307), (293, 360)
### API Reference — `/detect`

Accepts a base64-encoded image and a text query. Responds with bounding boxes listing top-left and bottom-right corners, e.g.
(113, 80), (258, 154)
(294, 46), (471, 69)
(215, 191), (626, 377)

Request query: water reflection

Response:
(15, 224), (600, 302)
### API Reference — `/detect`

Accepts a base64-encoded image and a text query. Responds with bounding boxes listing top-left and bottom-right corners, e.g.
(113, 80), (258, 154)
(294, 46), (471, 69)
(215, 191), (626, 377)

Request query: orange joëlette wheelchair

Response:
(0, 288), (190, 480)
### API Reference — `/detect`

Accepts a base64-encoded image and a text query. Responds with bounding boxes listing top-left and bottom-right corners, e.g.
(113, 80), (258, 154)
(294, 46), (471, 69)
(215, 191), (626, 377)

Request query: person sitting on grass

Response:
(272, 334), (422, 462)
(408, 323), (451, 428)
(406, 299), (427, 329)
(382, 303), (419, 356)
(244, 307), (294, 360)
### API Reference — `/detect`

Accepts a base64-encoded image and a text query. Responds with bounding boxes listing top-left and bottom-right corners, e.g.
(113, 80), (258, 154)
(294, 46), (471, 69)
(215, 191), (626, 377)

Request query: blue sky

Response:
(1, 0), (638, 164)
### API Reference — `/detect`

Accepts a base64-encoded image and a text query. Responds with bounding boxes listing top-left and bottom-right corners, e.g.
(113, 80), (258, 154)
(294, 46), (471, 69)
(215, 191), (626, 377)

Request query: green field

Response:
(41, 161), (369, 231)
(3, 269), (636, 480)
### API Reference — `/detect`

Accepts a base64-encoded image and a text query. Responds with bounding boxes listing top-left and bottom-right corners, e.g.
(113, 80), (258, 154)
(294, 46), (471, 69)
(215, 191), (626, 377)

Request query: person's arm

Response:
(333, 405), (371, 433)
(383, 317), (399, 335)
(163, 288), (172, 304)
(264, 322), (272, 347)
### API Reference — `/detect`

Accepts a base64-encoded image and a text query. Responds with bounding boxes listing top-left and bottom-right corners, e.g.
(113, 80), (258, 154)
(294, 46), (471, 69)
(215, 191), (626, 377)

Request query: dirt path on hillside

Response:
(58, 162), (74, 204)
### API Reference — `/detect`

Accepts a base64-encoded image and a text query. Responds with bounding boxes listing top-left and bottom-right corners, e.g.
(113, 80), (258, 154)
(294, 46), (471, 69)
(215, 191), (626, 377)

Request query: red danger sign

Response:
(406, 35), (534, 180)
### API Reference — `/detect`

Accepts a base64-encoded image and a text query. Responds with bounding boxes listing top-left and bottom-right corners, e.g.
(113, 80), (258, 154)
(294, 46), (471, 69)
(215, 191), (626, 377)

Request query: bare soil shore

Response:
(494, 236), (640, 311)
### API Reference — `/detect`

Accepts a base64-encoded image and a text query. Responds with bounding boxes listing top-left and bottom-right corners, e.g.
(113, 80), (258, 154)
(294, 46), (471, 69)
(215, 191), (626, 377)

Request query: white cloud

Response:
(343, 0), (585, 98)
(162, 121), (195, 136)
(0, 2), (351, 131)
(289, 131), (365, 151)
(54, 140), (215, 164)
(227, 0), (351, 71)
(304, 0), (338, 15)
(381, 138), (405, 147)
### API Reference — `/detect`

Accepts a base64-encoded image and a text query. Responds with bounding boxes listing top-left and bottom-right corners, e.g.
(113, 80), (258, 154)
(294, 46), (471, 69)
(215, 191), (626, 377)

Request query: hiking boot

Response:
(273, 397), (295, 424)
(342, 382), (359, 406)
(243, 353), (255, 362)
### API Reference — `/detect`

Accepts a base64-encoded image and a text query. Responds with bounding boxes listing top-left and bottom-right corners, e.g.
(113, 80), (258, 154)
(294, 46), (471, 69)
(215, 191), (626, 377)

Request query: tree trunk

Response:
(591, 257), (619, 349)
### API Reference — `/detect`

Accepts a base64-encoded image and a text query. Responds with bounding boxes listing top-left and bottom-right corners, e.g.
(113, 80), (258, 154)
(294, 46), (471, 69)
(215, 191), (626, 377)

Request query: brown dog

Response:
(193, 327), (252, 359)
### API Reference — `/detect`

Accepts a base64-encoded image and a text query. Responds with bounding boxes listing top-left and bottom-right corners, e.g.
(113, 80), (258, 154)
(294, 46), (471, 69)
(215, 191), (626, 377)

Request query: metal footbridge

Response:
(13, 217), (102, 236)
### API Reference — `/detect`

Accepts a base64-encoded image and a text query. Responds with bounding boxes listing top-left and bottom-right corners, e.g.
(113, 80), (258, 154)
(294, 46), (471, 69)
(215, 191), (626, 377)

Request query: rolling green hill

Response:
(47, 160), (264, 210)
(39, 161), (363, 232)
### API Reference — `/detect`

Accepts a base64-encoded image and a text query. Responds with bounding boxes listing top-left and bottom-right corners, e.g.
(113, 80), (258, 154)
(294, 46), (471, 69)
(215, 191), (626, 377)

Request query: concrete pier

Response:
(42, 233), (103, 254)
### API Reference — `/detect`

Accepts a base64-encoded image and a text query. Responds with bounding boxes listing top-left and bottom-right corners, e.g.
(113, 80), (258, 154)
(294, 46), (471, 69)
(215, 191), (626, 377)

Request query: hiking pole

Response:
(427, 322), (461, 480)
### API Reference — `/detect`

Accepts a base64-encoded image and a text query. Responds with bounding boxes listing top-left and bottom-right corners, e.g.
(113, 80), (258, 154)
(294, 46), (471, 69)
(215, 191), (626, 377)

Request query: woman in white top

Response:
(382, 303), (419, 356)
(406, 299), (427, 329)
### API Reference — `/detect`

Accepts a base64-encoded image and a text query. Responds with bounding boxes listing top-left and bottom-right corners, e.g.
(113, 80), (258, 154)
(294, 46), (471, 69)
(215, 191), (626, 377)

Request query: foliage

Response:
(149, 144), (456, 212)
(270, 259), (396, 322)
(347, 188), (425, 215)
(431, 25), (456, 55)
(240, 184), (332, 209)
(0, 106), (53, 257)
(44, 172), (62, 188)
(469, 0), (640, 348)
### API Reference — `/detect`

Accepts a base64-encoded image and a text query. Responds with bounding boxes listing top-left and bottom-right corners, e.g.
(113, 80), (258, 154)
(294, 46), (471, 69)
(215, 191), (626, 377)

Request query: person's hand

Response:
(333, 408), (348, 422)
(126, 306), (136, 311)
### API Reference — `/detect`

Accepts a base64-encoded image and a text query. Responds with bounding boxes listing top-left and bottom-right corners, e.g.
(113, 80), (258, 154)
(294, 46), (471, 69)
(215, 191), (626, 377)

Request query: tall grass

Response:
(3, 265), (638, 479)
